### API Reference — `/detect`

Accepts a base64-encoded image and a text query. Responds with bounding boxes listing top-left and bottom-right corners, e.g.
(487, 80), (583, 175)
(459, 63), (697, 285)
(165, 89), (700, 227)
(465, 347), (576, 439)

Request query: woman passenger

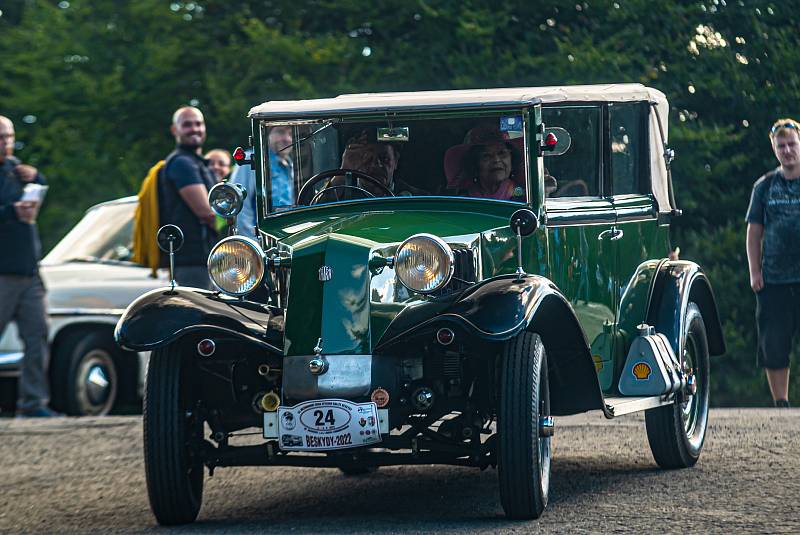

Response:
(444, 125), (525, 201)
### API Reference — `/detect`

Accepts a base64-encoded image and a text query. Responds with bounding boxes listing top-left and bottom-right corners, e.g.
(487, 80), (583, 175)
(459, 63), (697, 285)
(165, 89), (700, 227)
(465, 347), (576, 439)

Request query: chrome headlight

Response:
(208, 236), (265, 296)
(208, 182), (246, 218)
(394, 234), (454, 294)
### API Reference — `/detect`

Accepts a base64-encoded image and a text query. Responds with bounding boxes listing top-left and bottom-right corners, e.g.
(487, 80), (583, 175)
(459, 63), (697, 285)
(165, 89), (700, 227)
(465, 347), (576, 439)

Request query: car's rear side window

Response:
(542, 106), (602, 198)
(609, 102), (648, 195)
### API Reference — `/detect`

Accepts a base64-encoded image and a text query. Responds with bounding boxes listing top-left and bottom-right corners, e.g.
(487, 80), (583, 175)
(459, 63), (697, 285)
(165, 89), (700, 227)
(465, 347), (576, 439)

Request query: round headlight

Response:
(208, 236), (265, 296)
(394, 234), (454, 294)
(209, 182), (246, 218)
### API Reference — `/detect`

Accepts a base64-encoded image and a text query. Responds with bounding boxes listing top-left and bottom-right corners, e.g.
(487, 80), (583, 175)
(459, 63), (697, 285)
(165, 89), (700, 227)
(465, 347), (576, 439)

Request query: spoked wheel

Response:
(645, 302), (710, 468)
(143, 343), (204, 525)
(498, 331), (551, 519)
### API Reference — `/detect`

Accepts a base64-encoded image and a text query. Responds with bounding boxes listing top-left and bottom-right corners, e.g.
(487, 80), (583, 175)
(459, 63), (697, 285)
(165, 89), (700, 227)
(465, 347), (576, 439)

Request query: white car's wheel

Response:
(51, 330), (119, 416)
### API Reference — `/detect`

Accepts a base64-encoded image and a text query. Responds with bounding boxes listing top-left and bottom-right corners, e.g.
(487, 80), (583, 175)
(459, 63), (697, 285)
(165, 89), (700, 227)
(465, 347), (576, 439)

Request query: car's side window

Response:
(609, 102), (647, 195)
(543, 106), (601, 198)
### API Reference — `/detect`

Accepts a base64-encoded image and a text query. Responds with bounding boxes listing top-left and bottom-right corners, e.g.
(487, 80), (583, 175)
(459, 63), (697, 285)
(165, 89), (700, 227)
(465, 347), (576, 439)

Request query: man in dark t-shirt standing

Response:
(0, 115), (57, 417)
(158, 106), (218, 289)
(745, 117), (800, 408)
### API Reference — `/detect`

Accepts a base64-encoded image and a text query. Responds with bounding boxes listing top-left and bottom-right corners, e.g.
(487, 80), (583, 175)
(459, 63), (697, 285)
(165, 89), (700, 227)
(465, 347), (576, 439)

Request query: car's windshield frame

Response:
(253, 107), (537, 219)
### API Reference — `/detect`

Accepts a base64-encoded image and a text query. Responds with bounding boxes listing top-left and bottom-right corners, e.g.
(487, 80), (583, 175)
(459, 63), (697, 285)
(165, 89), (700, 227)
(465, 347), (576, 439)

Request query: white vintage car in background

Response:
(0, 196), (164, 415)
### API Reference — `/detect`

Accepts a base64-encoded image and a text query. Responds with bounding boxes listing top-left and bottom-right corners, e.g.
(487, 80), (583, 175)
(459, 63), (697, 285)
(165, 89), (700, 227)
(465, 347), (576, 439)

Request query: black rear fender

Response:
(647, 261), (726, 358)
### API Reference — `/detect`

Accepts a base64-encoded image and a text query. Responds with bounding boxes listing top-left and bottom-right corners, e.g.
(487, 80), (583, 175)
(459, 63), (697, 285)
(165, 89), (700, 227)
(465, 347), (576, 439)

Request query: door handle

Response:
(598, 227), (624, 241)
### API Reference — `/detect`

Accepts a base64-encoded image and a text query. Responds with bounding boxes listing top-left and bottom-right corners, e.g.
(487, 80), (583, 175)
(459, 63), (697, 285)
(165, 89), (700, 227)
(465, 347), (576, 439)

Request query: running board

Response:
(604, 396), (674, 418)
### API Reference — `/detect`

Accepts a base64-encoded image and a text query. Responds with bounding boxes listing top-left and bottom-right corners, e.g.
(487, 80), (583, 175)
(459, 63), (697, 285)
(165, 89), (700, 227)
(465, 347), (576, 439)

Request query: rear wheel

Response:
(51, 330), (119, 416)
(143, 343), (204, 525)
(645, 302), (710, 468)
(498, 331), (551, 519)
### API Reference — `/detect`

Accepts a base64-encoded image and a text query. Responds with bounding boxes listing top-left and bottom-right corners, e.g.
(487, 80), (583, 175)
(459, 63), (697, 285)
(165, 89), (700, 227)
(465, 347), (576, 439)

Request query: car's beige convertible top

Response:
(249, 84), (673, 213)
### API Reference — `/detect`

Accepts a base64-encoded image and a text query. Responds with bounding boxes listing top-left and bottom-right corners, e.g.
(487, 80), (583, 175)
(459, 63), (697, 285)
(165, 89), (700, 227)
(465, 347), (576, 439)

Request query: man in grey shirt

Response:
(746, 118), (800, 408)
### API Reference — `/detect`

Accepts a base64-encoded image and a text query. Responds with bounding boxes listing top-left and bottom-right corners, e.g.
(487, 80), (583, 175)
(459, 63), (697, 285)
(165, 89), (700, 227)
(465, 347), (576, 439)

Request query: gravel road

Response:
(0, 408), (797, 534)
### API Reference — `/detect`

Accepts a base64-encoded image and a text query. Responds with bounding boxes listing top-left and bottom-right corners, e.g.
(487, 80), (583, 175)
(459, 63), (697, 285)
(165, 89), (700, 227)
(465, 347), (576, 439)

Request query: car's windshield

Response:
(43, 201), (136, 265)
(259, 113), (529, 212)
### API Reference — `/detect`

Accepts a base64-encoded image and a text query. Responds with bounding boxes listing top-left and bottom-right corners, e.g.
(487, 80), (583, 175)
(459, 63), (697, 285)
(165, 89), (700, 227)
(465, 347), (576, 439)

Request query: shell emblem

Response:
(632, 362), (652, 381)
(592, 354), (604, 371)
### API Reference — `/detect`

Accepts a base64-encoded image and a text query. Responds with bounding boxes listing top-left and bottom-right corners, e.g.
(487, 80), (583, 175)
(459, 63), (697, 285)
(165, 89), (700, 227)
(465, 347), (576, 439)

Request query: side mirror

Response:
(509, 209), (539, 237)
(509, 209), (539, 280)
(156, 224), (184, 290)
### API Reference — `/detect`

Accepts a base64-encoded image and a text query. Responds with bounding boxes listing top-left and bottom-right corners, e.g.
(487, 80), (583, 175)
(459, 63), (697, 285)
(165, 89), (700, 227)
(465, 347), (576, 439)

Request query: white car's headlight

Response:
(394, 234), (454, 294)
(208, 236), (265, 296)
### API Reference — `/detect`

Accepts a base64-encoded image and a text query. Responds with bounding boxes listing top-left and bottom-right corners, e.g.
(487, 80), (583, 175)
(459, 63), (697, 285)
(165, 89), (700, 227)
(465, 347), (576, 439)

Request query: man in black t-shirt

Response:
(158, 106), (218, 290)
(745, 117), (800, 408)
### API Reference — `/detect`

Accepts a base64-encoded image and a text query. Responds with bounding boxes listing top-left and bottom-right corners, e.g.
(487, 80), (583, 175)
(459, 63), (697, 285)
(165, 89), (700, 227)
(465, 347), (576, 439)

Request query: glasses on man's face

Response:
(771, 122), (798, 135)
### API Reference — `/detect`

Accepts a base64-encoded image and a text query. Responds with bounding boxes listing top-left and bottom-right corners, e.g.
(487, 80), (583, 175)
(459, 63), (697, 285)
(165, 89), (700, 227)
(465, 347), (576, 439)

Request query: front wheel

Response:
(143, 343), (204, 525)
(645, 302), (710, 468)
(497, 331), (551, 519)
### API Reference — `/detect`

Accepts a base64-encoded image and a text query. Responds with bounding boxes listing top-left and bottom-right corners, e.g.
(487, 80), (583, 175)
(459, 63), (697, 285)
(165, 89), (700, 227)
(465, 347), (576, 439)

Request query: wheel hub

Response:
(85, 364), (111, 406)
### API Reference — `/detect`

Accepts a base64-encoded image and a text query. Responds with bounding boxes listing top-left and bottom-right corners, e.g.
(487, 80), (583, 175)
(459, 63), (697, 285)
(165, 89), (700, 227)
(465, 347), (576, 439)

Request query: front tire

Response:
(498, 331), (551, 519)
(645, 302), (710, 468)
(143, 343), (204, 525)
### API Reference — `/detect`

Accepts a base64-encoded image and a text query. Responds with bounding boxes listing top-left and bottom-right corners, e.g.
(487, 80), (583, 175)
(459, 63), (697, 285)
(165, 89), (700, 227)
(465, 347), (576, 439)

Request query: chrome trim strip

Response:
(48, 308), (125, 316)
(544, 213), (616, 227)
(0, 352), (23, 372)
(616, 206), (657, 222)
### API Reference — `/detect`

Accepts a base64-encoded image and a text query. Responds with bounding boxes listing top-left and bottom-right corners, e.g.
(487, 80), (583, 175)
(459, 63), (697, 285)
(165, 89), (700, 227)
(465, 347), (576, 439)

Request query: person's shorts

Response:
(756, 283), (800, 368)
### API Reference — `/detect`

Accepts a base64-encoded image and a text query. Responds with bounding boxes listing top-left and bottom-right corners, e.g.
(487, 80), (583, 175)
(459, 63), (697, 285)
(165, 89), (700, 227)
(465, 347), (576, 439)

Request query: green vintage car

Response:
(115, 84), (725, 525)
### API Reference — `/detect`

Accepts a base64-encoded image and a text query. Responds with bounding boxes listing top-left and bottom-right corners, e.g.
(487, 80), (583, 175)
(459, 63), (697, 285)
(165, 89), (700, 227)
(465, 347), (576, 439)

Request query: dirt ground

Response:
(0, 408), (797, 534)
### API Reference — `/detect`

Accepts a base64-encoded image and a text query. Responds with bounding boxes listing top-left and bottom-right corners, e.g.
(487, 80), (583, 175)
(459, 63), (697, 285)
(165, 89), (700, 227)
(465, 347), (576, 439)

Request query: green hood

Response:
(267, 199), (522, 356)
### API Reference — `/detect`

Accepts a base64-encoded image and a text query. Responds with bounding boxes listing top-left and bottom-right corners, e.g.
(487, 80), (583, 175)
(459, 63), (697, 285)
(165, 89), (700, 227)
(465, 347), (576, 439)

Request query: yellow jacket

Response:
(132, 160), (165, 277)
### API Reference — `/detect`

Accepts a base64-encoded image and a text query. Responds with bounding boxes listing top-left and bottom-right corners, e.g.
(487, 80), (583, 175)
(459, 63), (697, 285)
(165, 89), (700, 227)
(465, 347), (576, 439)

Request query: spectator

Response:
(204, 148), (231, 182)
(230, 126), (294, 239)
(158, 106), (218, 289)
(745, 117), (800, 408)
(268, 126), (294, 207)
(0, 115), (58, 417)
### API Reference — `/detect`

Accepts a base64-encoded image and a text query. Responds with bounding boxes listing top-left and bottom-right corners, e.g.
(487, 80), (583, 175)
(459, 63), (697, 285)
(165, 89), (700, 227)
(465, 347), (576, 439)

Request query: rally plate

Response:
(276, 399), (382, 451)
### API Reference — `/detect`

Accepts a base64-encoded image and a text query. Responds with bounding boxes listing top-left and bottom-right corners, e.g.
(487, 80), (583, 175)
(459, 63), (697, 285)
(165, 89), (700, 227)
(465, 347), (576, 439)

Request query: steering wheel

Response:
(296, 169), (395, 206)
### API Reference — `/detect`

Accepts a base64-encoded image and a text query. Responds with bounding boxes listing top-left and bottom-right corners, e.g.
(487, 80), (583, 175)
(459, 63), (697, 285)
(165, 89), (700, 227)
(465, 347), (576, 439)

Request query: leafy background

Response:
(1, 0), (798, 405)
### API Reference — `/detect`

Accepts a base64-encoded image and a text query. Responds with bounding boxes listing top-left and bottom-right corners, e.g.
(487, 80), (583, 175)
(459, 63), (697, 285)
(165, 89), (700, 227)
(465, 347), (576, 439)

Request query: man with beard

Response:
(0, 115), (57, 417)
(746, 117), (800, 408)
(158, 106), (218, 289)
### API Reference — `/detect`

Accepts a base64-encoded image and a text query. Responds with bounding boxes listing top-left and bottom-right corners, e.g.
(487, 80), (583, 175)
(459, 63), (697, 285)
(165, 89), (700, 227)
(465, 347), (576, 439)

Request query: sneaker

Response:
(15, 406), (63, 418)
(774, 399), (791, 408)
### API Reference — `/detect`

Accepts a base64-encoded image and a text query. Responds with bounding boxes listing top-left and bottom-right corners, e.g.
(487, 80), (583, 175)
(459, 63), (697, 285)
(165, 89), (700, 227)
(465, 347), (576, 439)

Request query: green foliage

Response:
(2, 0), (799, 405)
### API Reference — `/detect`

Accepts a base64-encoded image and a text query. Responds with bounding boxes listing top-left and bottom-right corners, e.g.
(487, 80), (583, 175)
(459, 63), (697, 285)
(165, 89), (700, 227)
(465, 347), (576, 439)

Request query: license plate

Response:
(276, 399), (382, 451)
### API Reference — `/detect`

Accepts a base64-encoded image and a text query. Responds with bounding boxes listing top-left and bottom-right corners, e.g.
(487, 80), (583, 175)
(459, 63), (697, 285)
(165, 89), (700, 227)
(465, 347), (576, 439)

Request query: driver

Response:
(336, 130), (423, 197)
(340, 131), (399, 195)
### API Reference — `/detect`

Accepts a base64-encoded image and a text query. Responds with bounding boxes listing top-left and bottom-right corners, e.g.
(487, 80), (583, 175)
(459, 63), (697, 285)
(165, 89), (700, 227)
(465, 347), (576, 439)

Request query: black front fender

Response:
(114, 287), (284, 353)
(377, 274), (605, 416)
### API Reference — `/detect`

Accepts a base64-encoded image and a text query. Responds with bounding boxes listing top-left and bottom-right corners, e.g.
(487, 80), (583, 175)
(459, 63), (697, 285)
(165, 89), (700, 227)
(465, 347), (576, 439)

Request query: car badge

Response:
(319, 265), (333, 281)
